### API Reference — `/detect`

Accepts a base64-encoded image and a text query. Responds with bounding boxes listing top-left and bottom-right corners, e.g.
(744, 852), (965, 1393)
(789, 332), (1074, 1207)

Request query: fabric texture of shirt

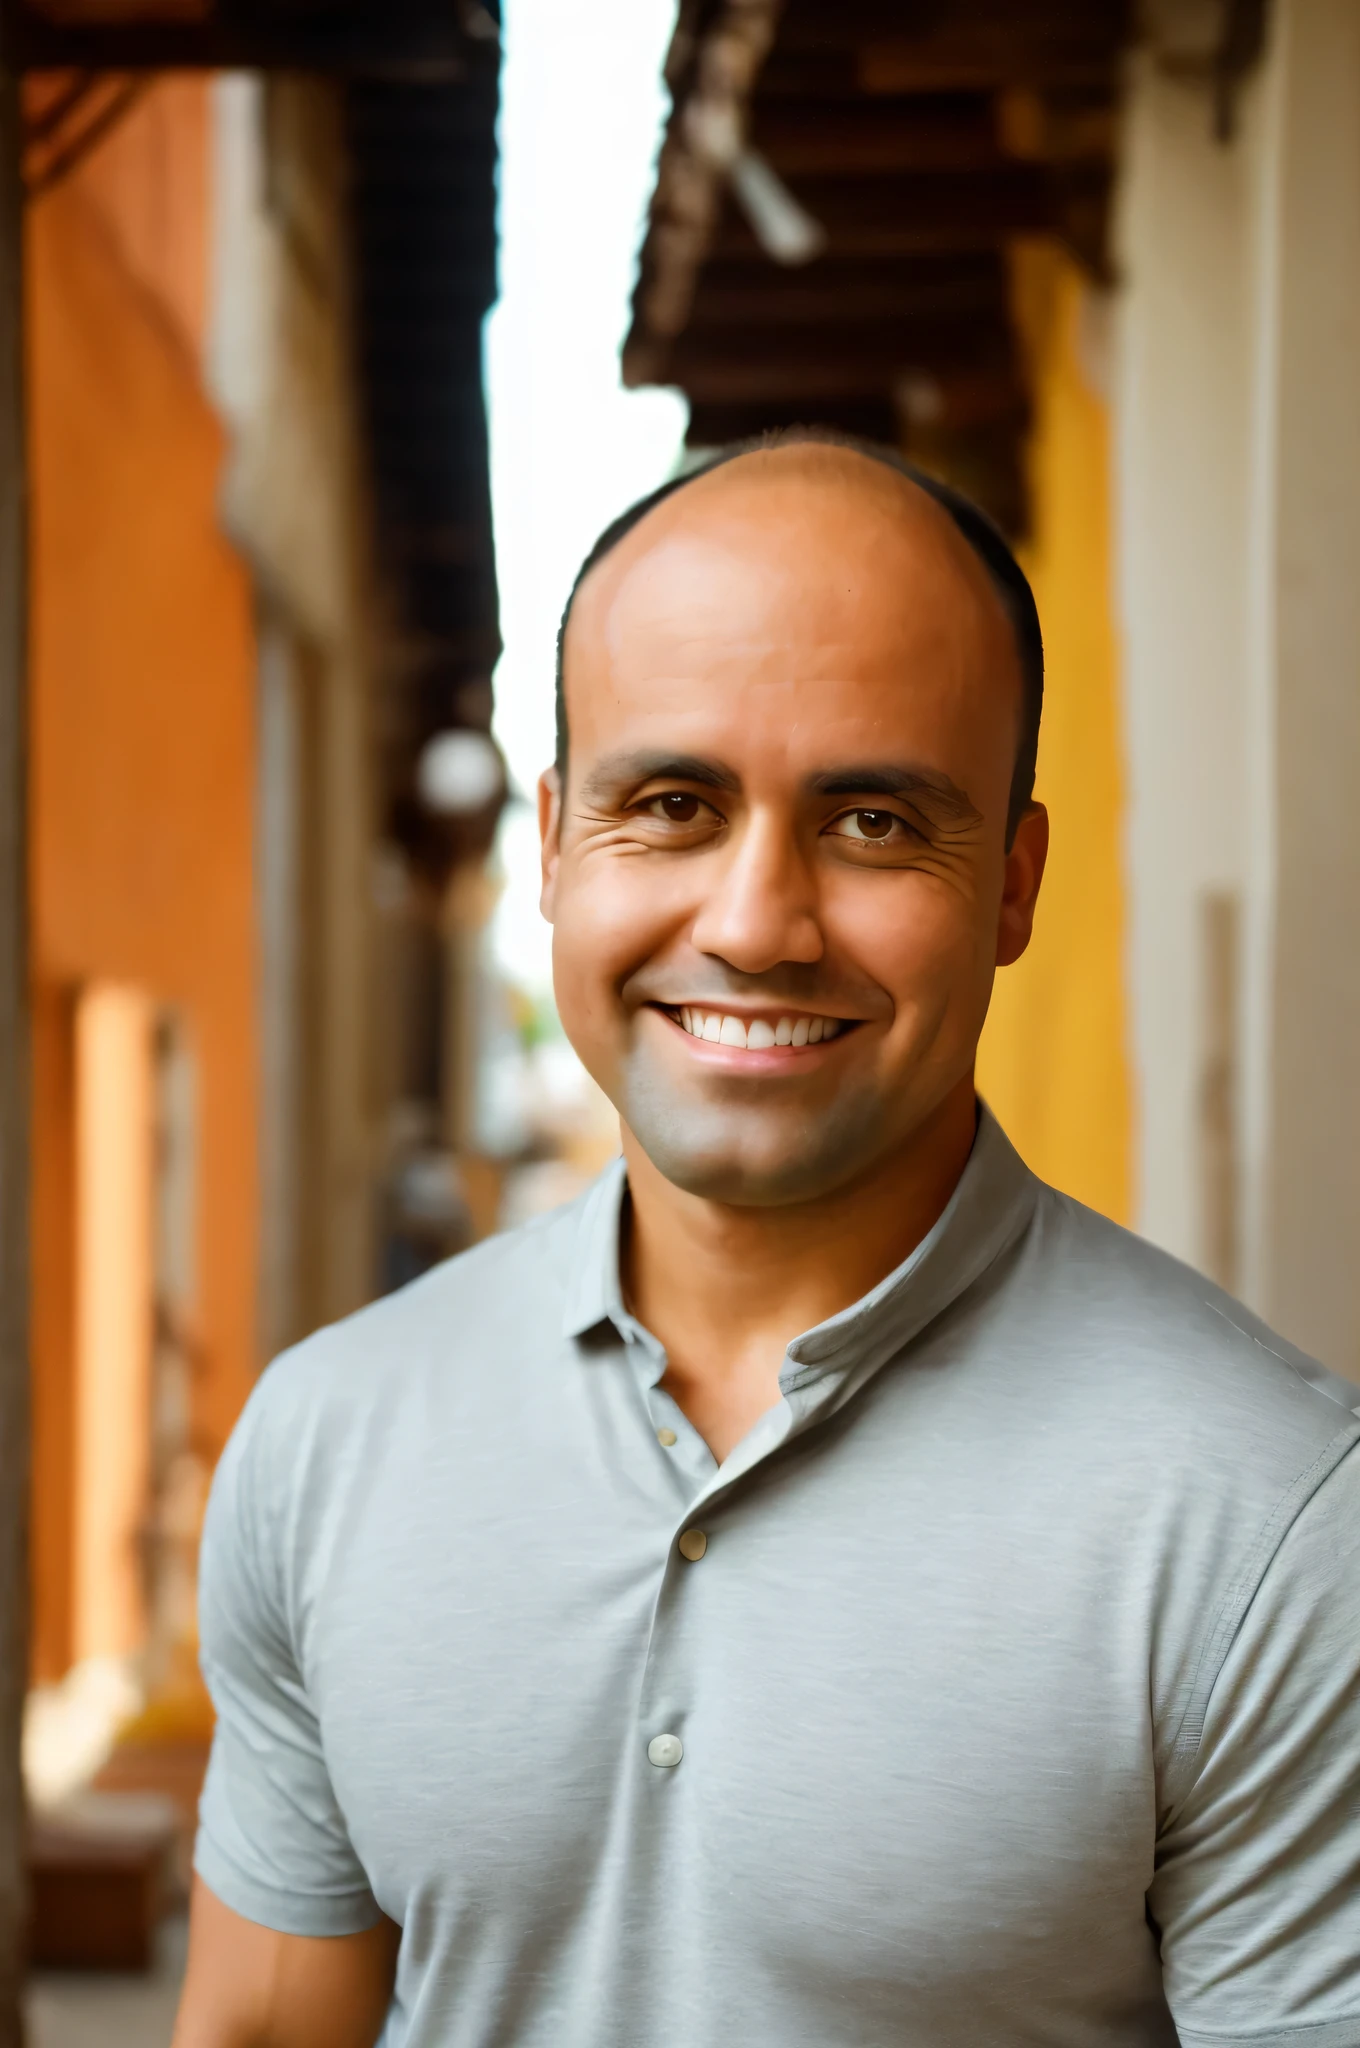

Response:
(195, 1108), (1360, 2048)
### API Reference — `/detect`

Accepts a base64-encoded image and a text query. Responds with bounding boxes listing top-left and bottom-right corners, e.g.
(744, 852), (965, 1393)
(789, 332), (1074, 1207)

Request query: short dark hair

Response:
(554, 426), (1044, 844)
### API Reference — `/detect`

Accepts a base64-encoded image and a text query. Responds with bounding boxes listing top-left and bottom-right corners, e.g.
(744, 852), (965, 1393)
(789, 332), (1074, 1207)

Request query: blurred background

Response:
(0, 0), (1357, 2038)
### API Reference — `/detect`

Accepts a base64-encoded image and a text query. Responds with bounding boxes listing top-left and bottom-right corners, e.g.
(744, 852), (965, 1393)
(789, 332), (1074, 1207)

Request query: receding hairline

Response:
(553, 426), (1045, 842)
(567, 440), (1006, 653)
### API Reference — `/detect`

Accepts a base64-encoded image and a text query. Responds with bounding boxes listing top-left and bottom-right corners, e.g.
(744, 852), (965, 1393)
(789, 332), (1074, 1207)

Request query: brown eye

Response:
(650, 792), (701, 823)
(827, 807), (910, 846)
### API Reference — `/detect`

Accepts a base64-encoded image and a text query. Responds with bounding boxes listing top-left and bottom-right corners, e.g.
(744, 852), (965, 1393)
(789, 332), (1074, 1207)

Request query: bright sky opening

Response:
(485, 0), (688, 1000)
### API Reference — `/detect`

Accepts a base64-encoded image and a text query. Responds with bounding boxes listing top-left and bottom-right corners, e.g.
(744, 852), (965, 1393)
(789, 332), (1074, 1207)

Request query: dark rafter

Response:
(8, 0), (505, 883)
(625, 0), (1134, 536)
(345, 57), (503, 884)
(7, 0), (479, 75)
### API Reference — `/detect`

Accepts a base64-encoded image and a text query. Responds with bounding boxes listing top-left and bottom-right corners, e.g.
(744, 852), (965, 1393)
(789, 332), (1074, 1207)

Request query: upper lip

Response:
(655, 1001), (860, 1023)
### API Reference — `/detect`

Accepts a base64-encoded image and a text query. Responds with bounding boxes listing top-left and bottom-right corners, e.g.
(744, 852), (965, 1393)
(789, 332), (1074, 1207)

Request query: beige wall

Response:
(1115, 0), (1360, 1375)
(1114, 53), (1257, 1276)
(210, 76), (378, 1348)
(1257, 0), (1360, 1373)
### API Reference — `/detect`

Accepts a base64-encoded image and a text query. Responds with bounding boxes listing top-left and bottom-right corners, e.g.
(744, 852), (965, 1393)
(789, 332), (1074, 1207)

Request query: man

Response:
(175, 434), (1360, 2048)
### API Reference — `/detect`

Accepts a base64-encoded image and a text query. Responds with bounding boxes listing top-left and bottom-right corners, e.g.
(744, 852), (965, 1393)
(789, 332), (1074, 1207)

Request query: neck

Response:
(620, 1077), (978, 1462)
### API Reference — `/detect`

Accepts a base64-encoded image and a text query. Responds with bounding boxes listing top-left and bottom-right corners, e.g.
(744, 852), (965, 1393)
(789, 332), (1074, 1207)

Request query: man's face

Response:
(540, 448), (1047, 1208)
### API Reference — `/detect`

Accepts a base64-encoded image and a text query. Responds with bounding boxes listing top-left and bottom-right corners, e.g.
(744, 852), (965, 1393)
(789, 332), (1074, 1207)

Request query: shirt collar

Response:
(560, 1153), (631, 1341)
(561, 1103), (1038, 1382)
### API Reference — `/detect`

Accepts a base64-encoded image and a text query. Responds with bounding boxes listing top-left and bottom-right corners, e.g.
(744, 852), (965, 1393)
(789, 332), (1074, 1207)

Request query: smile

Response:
(663, 1006), (850, 1050)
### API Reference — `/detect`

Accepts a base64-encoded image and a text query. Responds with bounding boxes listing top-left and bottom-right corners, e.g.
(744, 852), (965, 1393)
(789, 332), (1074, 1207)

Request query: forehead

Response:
(563, 450), (1020, 765)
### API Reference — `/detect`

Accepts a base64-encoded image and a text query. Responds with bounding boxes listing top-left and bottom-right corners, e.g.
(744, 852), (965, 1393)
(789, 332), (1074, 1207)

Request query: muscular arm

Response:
(172, 1879), (401, 2048)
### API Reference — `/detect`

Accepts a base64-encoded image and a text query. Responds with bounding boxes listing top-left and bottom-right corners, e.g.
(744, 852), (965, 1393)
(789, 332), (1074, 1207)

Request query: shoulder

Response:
(970, 1180), (1360, 1775)
(999, 1178), (1360, 1485)
(218, 1178), (603, 1505)
(287, 1179), (583, 1378)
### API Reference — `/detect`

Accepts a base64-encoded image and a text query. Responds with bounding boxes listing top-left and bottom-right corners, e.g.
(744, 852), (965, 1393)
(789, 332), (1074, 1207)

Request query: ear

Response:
(995, 803), (1049, 967)
(538, 766), (563, 921)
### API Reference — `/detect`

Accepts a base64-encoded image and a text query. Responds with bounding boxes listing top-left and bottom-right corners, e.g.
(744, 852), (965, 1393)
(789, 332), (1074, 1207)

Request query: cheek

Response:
(548, 854), (687, 1039)
(829, 871), (995, 1016)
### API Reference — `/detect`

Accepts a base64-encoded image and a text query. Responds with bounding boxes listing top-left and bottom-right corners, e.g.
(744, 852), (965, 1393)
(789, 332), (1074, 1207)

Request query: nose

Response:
(690, 808), (824, 974)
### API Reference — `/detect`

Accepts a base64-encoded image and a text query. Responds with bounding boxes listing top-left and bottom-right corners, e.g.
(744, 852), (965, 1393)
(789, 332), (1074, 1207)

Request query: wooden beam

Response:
(631, 0), (1126, 354)
(745, 161), (1099, 229)
(667, 321), (1015, 404)
(750, 3), (1125, 61)
(677, 360), (1025, 421)
(708, 162), (1108, 257)
(700, 165), (1112, 276)
(853, 13), (1128, 97)
(754, 33), (1124, 104)
(768, 0), (1127, 53)
(753, 49), (869, 100)
(857, 50), (1115, 96)
(632, 0), (783, 340)
(9, 0), (472, 73)
(752, 100), (1007, 175)
(682, 255), (1009, 329)
(0, 46), (27, 2048)
(751, 95), (1117, 174)
(667, 360), (1016, 408)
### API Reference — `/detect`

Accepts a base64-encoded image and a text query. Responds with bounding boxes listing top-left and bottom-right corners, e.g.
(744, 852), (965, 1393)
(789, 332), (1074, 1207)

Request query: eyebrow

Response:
(808, 764), (982, 820)
(577, 751), (742, 804)
(576, 751), (982, 824)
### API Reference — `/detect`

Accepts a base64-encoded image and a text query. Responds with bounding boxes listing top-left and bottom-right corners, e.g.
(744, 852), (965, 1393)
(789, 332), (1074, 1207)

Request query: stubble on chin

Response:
(616, 1054), (897, 1209)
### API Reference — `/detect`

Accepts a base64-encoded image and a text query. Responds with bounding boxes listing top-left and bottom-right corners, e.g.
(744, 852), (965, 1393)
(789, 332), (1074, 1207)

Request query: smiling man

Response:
(177, 435), (1360, 2048)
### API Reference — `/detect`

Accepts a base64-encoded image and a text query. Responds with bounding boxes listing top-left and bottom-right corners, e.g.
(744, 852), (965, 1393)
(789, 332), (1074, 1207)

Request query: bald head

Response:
(539, 430), (1050, 1211)
(555, 430), (1043, 843)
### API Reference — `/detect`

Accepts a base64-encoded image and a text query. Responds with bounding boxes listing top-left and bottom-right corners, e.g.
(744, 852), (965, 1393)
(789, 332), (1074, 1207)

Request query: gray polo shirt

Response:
(195, 1109), (1360, 2048)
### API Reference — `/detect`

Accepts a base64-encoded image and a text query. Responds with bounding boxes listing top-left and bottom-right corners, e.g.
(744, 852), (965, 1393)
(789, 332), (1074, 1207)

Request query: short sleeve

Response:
(193, 1379), (381, 1937)
(1151, 1441), (1360, 2047)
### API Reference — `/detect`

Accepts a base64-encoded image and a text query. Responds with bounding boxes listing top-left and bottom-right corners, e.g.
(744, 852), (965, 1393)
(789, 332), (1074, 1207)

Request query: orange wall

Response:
(27, 81), (258, 1681)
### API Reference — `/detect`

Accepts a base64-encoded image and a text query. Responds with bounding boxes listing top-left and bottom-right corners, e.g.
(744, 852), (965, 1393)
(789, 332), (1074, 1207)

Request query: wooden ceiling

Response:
(624, 0), (1136, 535)
(12, 0), (504, 879)
(8, 0), (479, 72)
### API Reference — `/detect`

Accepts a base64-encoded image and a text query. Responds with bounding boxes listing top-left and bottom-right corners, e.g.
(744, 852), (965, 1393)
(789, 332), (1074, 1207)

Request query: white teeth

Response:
(675, 1007), (846, 1049)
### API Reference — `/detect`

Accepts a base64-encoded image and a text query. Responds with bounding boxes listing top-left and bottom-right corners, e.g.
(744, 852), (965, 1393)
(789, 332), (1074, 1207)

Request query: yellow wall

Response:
(975, 246), (1132, 1224)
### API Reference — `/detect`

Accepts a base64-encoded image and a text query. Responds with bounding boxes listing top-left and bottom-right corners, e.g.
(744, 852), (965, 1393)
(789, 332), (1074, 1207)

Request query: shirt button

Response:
(647, 1732), (683, 1768)
(657, 1427), (677, 1447)
(677, 1528), (707, 1561)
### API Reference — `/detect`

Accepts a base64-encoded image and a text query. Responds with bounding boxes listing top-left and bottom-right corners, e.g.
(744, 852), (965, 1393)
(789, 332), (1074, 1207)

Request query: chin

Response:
(645, 1148), (830, 1208)
(622, 1082), (890, 1210)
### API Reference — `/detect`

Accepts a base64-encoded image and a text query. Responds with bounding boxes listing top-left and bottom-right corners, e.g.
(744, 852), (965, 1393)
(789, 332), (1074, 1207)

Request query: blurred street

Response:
(26, 1917), (184, 2048)
(2, 0), (1360, 2034)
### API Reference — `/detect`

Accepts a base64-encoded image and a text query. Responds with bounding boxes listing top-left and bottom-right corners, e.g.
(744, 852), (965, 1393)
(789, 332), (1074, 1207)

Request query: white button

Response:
(677, 1528), (707, 1561)
(648, 1732), (683, 1768)
(657, 1427), (677, 1447)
